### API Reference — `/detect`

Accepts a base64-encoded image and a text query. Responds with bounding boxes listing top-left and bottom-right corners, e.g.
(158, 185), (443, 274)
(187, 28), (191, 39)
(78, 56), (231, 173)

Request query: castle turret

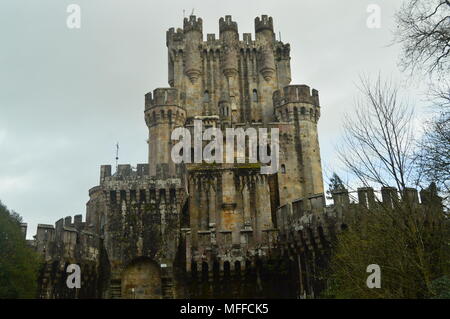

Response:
(275, 43), (292, 89)
(219, 15), (239, 79)
(255, 15), (276, 81)
(273, 85), (323, 200)
(145, 88), (186, 177)
(183, 15), (203, 83)
(255, 15), (278, 123)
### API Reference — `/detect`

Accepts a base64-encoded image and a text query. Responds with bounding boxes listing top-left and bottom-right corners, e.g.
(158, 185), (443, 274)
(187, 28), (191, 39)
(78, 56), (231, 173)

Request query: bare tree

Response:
(416, 100), (450, 205)
(395, 0), (450, 77)
(338, 76), (416, 192)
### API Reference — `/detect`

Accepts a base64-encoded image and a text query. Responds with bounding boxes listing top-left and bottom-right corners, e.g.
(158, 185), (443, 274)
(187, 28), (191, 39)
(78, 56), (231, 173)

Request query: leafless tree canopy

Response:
(395, 0), (450, 77)
(416, 100), (450, 202)
(338, 76), (416, 192)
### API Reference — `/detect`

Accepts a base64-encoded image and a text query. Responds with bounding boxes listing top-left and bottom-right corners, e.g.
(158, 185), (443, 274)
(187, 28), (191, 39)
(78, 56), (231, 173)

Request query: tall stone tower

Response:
(32, 14), (446, 300)
(33, 14), (326, 300)
(157, 14), (325, 293)
(145, 88), (186, 178)
(165, 15), (297, 124)
(161, 14), (323, 202)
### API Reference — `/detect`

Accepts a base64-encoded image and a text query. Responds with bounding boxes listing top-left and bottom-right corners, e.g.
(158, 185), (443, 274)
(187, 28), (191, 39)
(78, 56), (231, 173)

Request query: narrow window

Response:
(252, 89), (258, 102)
(110, 191), (117, 204)
(203, 90), (210, 102)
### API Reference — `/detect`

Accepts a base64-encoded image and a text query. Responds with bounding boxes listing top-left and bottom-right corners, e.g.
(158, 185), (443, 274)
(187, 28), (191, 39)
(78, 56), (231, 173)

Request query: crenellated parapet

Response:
(255, 15), (274, 33)
(275, 186), (443, 297)
(32, 213), (102, 298)
(166, 27), (184, 46)
(145, 88), (182, 109)
(273, 85), (320, 123)
(219, 15), (238, 34)
(164, 14), (290, 122)
(273, 85), (320, 108)
(277, 186), (442, 246)
(144, 88), (186, 127)
(34, 214), (100, 264)
(183, 15), (203, 33)
(275, 43), (291, 60)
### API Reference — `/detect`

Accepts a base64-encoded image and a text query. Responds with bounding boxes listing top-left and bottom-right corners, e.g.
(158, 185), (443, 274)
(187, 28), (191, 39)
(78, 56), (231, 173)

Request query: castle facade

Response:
(32, 15), (330, 299)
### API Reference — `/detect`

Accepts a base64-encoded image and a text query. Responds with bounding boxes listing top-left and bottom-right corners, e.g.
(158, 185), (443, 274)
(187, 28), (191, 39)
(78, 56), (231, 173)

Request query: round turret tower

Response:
(273, 85), (323, 201)
(255, 15), (278, 123)
(255, 15), (276, 81)
(219, 15), (239, 79)
(183, 15), (203, 83)
(145, 88), (186, 178)
(219, 15), (241, 122)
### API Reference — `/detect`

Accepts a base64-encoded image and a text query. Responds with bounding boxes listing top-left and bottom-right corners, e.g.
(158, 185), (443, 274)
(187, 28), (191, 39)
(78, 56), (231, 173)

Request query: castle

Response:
(29, 14), (355, 298)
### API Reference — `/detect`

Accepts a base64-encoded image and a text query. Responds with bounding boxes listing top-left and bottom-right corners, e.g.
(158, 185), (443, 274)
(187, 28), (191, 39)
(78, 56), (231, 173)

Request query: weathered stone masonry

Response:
(31, 15), (334, 298)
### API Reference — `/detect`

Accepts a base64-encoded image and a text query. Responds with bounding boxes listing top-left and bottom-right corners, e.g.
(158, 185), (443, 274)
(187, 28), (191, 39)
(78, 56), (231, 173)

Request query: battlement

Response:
(273, 85), (320, 108)
(145, 88), (180, 109)
(332, 186), (438, 210)
(279, 186), (441, 226)
(37, 224), (55, 230)
(255, 15), (274, 33)
(275, 43), (291, 60)
(219, 15), (238, 34)
(183, 15), (203, 33)
(168, 15), (285, 49)
(242, 33), (252, 44)
(166, 27), (184, 46)
(98, 163), (183, 193)
(100, 164), (149, 182)
(276, 186), (443, 257)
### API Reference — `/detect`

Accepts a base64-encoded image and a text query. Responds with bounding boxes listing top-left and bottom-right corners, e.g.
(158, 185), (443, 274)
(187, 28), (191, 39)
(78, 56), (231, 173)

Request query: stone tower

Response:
(31, 15), (447, 300)
(162, 14), (323, 204)
(161, 15), (325, 293)
(165, 15), (296, 124)
(33, 14), (326, 299)
(145, 88), (186, 178)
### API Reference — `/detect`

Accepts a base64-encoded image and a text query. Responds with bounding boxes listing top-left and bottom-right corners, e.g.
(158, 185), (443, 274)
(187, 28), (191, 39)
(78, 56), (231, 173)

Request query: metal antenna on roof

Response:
(115, 142), (119, 172)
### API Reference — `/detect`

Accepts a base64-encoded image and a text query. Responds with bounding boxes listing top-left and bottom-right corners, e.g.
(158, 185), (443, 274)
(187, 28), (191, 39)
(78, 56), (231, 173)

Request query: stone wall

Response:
(32, 15), (330, 299)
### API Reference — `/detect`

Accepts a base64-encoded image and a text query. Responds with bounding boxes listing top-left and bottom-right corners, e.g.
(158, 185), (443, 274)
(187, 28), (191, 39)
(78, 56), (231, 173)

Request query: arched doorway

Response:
(121, 258), (162, 299)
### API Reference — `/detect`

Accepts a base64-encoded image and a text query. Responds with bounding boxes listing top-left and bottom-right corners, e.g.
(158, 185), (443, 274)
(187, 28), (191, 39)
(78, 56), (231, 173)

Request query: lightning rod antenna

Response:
(115, 142), (119, 172)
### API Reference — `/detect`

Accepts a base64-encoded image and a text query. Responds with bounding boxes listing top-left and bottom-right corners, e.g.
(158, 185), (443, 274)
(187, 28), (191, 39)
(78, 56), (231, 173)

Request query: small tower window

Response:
(281, 164), (286, 174)
(203, 90), (210, 102)
(252, 89), (258, 102)
(301, 107), (305, 115)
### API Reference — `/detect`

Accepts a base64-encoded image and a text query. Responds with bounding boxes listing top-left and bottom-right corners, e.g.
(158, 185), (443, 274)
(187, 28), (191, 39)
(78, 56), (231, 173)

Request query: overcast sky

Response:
(0, 0), (430, 238)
